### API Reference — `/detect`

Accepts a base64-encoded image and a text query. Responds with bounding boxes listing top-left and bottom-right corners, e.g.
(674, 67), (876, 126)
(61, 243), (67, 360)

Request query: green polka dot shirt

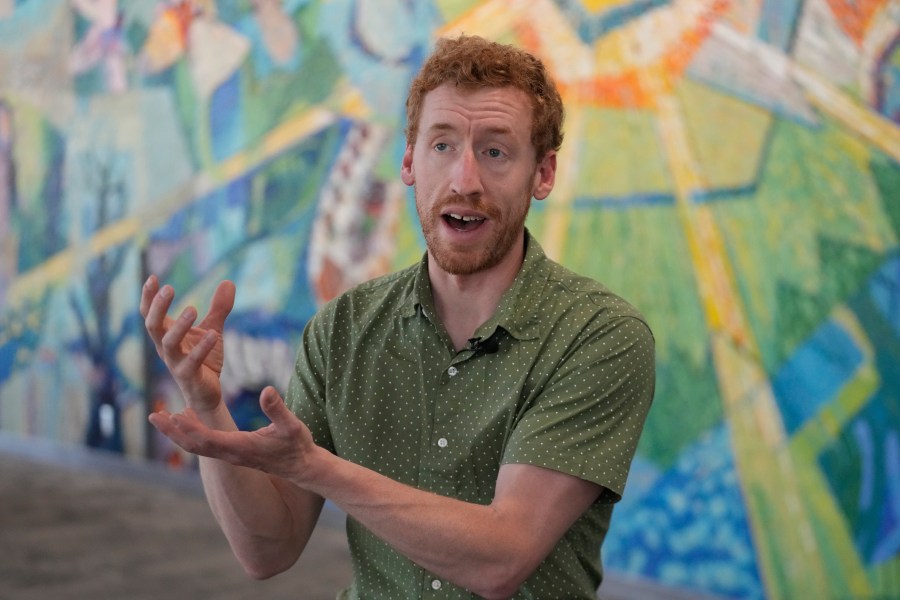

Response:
(287, 231), (656, 599)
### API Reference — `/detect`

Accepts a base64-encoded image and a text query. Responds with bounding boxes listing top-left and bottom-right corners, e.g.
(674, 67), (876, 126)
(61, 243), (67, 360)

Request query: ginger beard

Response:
(416, 190), (532, 276)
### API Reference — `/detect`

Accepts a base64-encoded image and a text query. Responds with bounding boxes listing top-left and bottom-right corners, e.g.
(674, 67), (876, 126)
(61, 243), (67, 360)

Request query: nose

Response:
(449, 146), (484, 198)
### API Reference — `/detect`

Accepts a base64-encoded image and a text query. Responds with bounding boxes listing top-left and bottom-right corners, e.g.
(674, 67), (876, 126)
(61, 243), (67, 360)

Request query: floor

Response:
(0, 434), (352, 600)
(0, 432), (715, 600)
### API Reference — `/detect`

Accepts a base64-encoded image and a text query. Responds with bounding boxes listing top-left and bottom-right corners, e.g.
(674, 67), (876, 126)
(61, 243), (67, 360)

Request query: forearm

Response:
(200, 458), (322, 578)
(302, 448), (536, 598)
(141, 278), (325, 578)
(191, 403), (323, 579)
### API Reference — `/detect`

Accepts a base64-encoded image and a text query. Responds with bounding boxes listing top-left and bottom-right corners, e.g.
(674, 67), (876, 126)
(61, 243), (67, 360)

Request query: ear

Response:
(400, 143), (415, 186)
(531, 151), (556, 200)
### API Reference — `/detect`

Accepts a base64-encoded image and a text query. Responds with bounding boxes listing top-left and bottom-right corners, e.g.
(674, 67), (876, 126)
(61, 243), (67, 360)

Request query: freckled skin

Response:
(401, 84), (555, 276)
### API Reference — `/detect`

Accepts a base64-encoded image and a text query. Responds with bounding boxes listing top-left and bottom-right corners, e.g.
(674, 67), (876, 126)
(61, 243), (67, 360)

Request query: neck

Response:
(428, 233), (526, 351)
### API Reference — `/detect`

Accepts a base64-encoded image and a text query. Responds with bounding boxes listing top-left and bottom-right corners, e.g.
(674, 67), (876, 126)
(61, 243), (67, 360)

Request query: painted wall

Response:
(1, 1), (898, 598)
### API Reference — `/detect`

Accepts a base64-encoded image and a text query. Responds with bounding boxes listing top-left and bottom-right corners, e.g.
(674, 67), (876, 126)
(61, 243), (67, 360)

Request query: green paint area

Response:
(572, 107), (673, 200)
(240, 38), (342, 152)
(676, 78), (773, 191)
(871, 153), (900, 240)
(435, 0), (483, 21)
(9, 101), (67, 271)
(529, 203), (721, 467)
(712, 116), (897, 373)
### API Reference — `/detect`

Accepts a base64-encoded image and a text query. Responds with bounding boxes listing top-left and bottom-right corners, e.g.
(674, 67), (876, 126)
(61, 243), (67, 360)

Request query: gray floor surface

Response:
(0, 432), (716, 600)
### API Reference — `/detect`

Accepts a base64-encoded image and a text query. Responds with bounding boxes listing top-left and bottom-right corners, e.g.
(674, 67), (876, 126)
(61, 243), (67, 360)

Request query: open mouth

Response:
(443, 213), (486, 231)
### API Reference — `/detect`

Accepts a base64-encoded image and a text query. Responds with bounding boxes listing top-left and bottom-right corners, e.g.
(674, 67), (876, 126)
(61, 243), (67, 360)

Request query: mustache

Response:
(432, 194), (500, 218)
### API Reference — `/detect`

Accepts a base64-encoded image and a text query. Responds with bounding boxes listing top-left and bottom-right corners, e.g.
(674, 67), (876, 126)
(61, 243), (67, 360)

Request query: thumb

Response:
(259, 386), (292, 424)
(200, 280), (236, 332)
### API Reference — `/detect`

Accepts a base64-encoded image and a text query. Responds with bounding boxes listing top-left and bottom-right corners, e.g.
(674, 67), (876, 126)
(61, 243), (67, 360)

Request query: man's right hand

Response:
(141, 275), (236, 414)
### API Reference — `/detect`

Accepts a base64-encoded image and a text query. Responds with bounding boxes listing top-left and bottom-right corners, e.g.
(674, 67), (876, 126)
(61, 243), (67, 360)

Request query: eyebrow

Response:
(426, 122), (516, 137)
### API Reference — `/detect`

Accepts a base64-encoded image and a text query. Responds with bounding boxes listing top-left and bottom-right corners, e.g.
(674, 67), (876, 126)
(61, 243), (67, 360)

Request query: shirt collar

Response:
(399, 229), (548, 341)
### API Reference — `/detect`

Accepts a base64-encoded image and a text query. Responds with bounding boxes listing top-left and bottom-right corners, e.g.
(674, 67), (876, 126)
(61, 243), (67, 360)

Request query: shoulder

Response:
(309, 263), (419, 330)
(539, 257), (652, 337)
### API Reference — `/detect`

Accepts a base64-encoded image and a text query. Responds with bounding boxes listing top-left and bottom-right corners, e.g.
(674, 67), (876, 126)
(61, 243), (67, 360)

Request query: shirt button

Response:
(447, 366), (458, 377)
(431, 579), (442, 590)
(437, 437), (448, 448)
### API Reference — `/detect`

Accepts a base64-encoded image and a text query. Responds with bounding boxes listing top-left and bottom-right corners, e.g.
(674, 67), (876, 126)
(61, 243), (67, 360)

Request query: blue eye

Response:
(487, 148), (504, 158)
(434, 143), (449, 152)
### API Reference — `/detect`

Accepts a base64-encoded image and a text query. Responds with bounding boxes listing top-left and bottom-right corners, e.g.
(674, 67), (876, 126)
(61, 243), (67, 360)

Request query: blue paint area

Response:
(0, 340), (19, 383)
(0, 0), (59, 43)
(569, 192), (674, 210)
(210, 71), (245, 162)
(817, 253), (900, 566)
(820, 393), (900, 566)
(553, 0), (671, 44)
(0, 314), (42, 385)
(229, 388), (273, 431)
(771, 320), (864, 435)
(235, 12), (302, 78)
(281, 207), (326, 327)
(532, 183), (762, 213)
(875, 37), (900, 124)
(604, 424), (764, 599)
(227, 310), (307, 341)
(757, 0), (804, 51)
(870, 255), (900, 338)
(318, 0), (438, 117)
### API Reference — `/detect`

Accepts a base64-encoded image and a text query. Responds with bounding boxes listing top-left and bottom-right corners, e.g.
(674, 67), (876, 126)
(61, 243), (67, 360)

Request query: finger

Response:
(140, 275), (159, 319)
(181, 329), (221, 374)
(144, 283), (176, 343)
(148, 410), (184, 444)
(150, 409), (218, 457)
(160, 305), (198, 360)
(198, 280), (236, 332)
(259, 386), (292, 425)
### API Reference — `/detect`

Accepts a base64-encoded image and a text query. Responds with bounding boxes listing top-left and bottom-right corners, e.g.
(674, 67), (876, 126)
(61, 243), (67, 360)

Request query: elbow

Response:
(242, 560), (286, 581)
(473, 579), (524, 600)
(469, 561), (533, 600)
(236, 550), (298, 581)
(475, 585), (519, 600)
(243, 565), (279, 581)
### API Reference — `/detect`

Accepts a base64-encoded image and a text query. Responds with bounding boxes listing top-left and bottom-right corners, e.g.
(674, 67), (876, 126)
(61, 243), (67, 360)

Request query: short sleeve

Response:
(285, 309), (335, 454)
(502, 315), (655, 503)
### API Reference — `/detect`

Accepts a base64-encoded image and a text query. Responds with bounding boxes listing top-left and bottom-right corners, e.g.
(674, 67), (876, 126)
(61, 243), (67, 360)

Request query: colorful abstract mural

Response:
(0, 1), (898, 598)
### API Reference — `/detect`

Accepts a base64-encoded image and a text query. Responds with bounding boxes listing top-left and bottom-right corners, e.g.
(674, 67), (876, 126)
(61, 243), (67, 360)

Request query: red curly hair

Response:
(405, 35), (564, 160)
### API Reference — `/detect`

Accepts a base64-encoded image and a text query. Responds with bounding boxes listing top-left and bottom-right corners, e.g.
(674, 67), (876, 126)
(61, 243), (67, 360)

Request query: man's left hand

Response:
(149, 386), (320, 483)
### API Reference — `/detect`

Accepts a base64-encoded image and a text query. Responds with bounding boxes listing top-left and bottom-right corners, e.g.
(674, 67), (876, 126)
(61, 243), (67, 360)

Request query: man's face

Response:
(401, 83), (556, 276)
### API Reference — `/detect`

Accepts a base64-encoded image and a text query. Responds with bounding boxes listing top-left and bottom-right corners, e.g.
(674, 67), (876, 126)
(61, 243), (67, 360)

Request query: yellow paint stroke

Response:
(787, 309), (879, 597)
(542, 102), (585, 261)
(8, 100), (342, 305)
(793, 63), (900, 163)
(440, 6), (889, 594)
(711, 23), (900, 164)
(438, 0), (525, 39)
(656, 80), (865, 597)
(581, 0), (636, 12)
(859, 3), (899, 103)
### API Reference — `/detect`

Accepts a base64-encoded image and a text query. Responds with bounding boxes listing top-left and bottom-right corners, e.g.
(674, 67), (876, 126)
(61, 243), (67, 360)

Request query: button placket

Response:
(436, 362), (461, 452)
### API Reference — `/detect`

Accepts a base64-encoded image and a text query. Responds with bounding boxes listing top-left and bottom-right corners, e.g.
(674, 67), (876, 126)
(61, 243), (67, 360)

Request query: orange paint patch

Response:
(825, 0), (889, 46)
(168, 1), (196, 47)
(580, 0), (637, 12)
(556, 0), (732, 109)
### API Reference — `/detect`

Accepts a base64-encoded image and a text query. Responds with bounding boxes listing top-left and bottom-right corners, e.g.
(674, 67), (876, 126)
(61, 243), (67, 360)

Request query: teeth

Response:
(448, 213), (484, 222)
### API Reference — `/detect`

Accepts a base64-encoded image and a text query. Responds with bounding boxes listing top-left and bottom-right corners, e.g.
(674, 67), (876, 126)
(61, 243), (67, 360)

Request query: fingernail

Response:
(181, 307), (197, 321)
(160, 285), (173, 298)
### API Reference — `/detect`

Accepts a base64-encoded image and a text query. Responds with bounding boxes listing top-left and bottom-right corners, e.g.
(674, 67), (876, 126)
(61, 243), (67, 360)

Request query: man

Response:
(141, 35), (655, 599)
